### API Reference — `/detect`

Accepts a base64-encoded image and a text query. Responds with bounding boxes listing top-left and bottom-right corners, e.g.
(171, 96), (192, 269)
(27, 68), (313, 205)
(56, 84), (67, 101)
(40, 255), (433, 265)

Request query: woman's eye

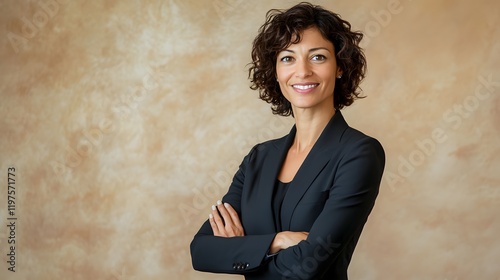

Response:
(311, 55), (326, 61)
(280, 56), (294, 63)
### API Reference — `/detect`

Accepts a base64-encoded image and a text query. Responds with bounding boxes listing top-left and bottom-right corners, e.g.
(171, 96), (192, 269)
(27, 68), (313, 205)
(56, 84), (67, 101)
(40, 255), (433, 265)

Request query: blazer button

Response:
(232, 263), (237, 270)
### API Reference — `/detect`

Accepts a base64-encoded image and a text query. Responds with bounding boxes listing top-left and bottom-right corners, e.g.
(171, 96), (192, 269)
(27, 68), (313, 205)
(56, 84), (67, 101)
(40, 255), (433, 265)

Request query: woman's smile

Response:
(292, 83), (320, 93)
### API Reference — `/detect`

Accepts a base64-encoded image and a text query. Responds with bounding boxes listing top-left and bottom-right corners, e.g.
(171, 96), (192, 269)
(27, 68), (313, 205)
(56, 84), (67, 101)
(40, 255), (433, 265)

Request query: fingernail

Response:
(224, 203), (230, 208)
(209, 214), (213, 219)
(216, 200), (222, 205)
(211, 205), (216, 210)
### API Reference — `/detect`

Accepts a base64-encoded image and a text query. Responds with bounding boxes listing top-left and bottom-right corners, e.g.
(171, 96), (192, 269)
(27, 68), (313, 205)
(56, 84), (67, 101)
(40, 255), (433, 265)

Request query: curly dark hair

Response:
(248, 2), (367, 116)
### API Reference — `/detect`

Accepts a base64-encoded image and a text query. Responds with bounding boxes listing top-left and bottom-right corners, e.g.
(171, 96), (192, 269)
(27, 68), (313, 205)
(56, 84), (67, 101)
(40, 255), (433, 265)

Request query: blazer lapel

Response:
(280, 111), (349, 230)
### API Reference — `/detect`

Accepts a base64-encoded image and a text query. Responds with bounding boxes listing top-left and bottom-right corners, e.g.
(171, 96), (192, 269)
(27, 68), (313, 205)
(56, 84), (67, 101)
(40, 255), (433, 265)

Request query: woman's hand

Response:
(209, 200), (245, 237)
(269, 231), (309, 254)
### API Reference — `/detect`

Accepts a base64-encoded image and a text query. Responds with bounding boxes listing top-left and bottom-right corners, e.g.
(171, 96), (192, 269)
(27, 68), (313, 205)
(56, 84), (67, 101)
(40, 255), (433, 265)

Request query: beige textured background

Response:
(1, 0), (499, 279)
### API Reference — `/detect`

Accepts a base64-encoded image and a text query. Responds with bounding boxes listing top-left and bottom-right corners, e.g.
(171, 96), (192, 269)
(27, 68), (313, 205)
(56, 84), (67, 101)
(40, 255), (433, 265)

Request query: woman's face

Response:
(276, 27), (341, 115)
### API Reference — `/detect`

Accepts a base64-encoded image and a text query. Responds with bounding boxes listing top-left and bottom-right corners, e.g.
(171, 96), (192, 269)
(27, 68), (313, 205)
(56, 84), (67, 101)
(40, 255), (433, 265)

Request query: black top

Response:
(272, 180), (290, 232)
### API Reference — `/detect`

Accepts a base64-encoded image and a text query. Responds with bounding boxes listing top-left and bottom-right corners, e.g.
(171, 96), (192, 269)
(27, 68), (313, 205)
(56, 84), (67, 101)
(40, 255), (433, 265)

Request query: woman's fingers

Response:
(269, 231), (309, 253)
(220, 202), (244, 236)
(278, 231), (309, 250)
(211, 204), (226, 235)
(209, 200), (245, 237)
(208, 213), (219, 235)
(215, 200), (234, 227)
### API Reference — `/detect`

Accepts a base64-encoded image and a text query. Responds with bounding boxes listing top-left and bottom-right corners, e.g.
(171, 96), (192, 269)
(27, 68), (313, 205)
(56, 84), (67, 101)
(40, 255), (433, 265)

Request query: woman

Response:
(190, 2), (385, 279)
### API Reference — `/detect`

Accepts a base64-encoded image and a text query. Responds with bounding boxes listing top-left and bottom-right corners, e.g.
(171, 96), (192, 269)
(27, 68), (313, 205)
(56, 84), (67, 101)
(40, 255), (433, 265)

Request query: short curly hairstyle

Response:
(248, 2), (367, 116)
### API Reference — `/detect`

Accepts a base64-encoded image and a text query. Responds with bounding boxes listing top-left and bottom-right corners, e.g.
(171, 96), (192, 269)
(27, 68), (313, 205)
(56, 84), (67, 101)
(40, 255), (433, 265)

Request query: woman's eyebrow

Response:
(281, 47), (331, 53)
(309, 47), (331, 53)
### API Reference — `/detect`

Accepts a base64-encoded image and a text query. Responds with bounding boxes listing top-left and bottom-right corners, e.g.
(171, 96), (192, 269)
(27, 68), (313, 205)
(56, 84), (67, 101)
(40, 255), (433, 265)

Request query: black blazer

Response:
(190, 112), (385, 279)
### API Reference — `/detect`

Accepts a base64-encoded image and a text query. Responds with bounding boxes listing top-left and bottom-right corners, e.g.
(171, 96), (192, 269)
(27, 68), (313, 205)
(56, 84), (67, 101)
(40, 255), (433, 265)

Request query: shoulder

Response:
(248, 134), (288, 158)
(318, 111), (384, 156)
(339, 126), (385, 163)
(341, 126), (382, 147)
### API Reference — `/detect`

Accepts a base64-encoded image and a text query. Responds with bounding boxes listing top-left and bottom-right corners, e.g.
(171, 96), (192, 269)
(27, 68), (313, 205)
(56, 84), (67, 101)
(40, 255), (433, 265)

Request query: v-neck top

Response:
(272, 180), (290, 232)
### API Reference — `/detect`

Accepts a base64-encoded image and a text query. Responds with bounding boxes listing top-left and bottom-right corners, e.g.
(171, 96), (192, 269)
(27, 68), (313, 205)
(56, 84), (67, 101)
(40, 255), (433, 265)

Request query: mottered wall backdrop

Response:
(0, 0), (499, 279)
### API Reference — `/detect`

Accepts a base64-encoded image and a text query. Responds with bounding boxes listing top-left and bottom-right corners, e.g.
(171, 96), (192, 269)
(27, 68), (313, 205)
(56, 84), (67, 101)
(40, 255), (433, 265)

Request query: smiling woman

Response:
(190, 2), (385, 279)
(275, 27), (340, 118)
(249, 2), (366, 117)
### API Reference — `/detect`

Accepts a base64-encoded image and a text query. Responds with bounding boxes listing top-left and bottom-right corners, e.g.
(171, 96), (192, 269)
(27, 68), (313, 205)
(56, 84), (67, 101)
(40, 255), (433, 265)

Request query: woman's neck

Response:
(291, 107), (336, 153)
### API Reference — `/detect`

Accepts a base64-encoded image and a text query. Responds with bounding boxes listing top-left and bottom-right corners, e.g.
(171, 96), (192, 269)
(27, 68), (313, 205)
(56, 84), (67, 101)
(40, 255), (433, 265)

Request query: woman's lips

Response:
(292, 83), (319, 93)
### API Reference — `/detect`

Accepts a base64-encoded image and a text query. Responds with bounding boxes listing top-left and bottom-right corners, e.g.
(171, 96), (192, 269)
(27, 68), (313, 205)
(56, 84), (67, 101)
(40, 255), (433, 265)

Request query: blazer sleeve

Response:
(268, 136), (385, 279)
(190, 145), (277, 274)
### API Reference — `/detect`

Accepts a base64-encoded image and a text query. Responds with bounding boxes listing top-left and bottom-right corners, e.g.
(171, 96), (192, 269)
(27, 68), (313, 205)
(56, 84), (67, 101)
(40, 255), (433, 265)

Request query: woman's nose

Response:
(295, 60), (312, 78)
